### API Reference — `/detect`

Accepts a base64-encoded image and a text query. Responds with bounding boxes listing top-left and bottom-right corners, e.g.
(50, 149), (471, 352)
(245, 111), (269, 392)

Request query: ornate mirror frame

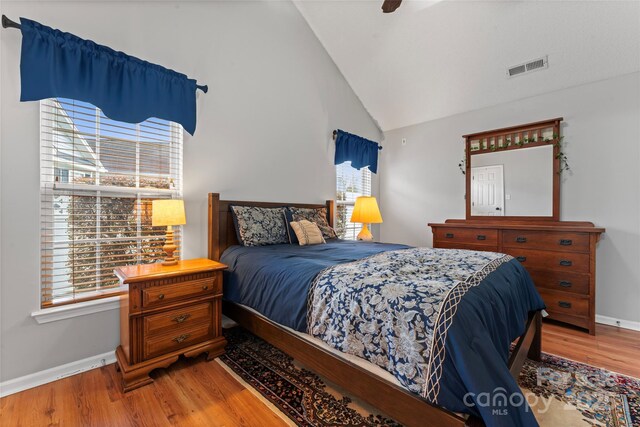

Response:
(464, 117), (563, 221)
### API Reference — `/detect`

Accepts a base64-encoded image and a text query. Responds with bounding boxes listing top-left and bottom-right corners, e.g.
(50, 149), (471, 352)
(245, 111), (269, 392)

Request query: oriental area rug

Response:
(218, 327), (638, 427)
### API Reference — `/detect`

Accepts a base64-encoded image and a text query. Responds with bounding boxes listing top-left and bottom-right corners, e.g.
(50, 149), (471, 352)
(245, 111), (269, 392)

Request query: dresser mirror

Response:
(464, 118), (562, 220)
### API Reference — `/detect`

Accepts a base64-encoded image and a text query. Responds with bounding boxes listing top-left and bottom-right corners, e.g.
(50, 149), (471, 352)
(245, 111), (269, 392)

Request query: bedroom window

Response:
(336, 162), (372, 240)
(40, 99), (183, 307)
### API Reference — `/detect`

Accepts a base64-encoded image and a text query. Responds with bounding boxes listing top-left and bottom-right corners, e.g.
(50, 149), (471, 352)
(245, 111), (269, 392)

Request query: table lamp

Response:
(350, 196), (383, 241)
(152, 199), (186, 266)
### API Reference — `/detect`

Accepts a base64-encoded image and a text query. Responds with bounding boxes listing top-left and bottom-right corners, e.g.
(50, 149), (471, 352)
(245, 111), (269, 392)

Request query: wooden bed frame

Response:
(207, 193), (542, 427)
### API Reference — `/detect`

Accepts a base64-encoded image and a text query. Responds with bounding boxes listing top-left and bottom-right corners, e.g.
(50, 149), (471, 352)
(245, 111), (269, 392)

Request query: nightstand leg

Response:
(122, 373), (154, 393)
(116, 345), (178, 392)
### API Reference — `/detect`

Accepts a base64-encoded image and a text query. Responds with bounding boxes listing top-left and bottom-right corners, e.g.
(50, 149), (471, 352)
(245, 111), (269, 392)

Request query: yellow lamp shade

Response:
(152, 199), (186, 227)
(350, 196), (383, 224)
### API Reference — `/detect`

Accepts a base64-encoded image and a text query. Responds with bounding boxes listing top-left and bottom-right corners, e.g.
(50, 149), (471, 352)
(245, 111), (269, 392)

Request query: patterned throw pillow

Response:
(290, 220), (326, 246)
(287, 207), (337, 240)
(230, 206), (288, 247)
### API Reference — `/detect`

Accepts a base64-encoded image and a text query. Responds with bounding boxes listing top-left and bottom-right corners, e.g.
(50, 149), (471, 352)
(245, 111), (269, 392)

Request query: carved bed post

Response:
(326, 199), (335, 228)
(208, 193), (220, 261)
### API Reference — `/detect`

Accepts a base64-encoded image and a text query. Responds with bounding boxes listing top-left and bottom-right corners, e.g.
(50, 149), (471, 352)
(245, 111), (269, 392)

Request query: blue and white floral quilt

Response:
(308, 247), (506, 397)
(307, 247), (544, 427)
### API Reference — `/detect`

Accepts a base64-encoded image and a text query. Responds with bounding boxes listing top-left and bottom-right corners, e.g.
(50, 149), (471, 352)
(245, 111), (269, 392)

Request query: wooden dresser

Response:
(429, 220), (604, 334)
(115, 258), (227, 392)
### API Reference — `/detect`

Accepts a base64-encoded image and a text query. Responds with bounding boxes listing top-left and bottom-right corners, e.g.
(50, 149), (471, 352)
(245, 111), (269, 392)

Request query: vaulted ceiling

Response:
(295, 0), (640, 131)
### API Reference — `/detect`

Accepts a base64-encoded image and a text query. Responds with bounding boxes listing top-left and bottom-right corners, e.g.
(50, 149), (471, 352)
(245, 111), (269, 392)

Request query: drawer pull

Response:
(445, 233), (454, 239)
(172, 313), (191, 324)
(202, 285), (209, 290)
(516, 256), (527, 262)
(476, 235), (487, 241)
(559, 281), (572, 288)
(558, 301), (572, 309)
(516, 237), (527, 243)
(172, 334), (191, 344)
(559, 239), (573, 246)
(158, 294), (165, 300)
(559, 260), (572, 267)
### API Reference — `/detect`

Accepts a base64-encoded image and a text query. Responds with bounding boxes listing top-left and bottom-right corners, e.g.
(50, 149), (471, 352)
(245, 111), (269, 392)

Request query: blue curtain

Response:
(334, 129), (381, 174)
(19, 18), (205, 135)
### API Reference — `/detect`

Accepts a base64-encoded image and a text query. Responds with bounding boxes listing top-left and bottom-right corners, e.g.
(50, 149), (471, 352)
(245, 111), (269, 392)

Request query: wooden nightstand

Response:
(114, 258), (227, 392)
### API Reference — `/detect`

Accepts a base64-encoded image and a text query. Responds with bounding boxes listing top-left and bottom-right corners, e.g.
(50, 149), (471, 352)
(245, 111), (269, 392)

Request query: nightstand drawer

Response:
(503, 230), (590, 253)
(144, 302), (213, 337)
(144, 322), (214, 360)
(142, 276), (219, 308)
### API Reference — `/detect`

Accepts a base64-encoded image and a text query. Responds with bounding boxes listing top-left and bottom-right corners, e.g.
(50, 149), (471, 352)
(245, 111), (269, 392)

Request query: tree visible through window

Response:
(336, 162), (371, 240)
(40, 99), (183, 307)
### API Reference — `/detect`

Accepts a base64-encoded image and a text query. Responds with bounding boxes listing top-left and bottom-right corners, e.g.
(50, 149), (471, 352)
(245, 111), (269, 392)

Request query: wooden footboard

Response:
(223, 302), (543, 427)
(223, 301), (472, 427)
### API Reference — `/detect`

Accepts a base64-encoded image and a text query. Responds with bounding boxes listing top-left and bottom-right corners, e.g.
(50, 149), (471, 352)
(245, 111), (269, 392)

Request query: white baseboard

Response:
(596, 314), (640, 332)
(0, 350), (116, 398)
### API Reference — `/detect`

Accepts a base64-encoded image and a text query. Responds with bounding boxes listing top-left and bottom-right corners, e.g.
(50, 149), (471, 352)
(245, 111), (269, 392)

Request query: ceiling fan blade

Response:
(382, 0), (402, 13)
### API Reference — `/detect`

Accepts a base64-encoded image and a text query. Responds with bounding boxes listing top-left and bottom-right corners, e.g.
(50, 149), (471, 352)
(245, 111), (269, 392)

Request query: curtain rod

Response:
(2, 15), (21, 29)
(333, 129), (383, 150)
(1, 15), (208, 93)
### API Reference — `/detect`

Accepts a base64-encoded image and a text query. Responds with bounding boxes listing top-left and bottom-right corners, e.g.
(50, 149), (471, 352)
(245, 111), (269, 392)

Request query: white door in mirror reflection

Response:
(471, 165), (504, 216)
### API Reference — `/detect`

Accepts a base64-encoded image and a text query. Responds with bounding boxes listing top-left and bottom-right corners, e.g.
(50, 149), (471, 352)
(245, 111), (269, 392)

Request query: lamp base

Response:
(357, 224), (373, 241)
(162, 226), (179, 266)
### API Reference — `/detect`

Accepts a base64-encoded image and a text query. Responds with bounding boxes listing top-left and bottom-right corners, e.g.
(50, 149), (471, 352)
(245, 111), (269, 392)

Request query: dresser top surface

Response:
(428, 220), (605, 234)
(115, 258), (227, 284)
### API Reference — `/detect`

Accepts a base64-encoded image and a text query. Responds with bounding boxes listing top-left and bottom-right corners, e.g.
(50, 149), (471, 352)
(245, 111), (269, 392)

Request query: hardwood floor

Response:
(541, 320), (640, 378)
(0, 355), (288, 427)
(1, 322), (639, 426)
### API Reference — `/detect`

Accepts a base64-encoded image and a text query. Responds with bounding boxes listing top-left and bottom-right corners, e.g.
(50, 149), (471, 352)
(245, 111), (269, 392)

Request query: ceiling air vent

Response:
(507, 56), (548, 78)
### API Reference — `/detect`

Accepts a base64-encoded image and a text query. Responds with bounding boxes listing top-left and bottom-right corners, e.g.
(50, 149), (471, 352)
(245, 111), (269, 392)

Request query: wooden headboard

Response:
(207, 193), (335, 261)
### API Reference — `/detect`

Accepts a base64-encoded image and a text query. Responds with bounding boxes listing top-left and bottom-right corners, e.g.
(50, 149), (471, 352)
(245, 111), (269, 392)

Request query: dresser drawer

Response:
(433, 228), (498, 246)
(144, 322), (214, 360)
(434, 241), (499, 252)
(528, 269), (590, 295)
(504, 248), (590, 273)
(144, 302), (213, 337)
(142, 276), (219, 309)
(538, 289), (589, 317)
(503, 230), (590, 253)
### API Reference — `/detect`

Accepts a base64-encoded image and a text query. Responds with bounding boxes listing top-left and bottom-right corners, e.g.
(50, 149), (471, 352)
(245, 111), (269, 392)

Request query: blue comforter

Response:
(221, 240), (545, 427)
(222, 240), (408, 331)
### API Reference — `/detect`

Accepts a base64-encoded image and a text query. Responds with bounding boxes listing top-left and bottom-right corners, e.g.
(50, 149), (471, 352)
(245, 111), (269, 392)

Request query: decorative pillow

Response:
(290, 220), (326, 246)
(230, 206), (288, 247)
(287, 207), (337, 240)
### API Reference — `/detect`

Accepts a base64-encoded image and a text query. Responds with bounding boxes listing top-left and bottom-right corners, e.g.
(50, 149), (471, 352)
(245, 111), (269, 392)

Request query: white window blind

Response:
(40, 99), (183, 307)
(336, 162), (372, 240)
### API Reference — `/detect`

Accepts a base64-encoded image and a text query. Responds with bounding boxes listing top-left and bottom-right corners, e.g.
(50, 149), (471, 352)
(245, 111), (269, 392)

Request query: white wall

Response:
(0, 1), (380, 382)
(380, 72), (640, 324)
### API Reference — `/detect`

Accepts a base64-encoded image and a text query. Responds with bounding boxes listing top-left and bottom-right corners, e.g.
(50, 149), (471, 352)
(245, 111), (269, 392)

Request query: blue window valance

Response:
(19, 18), (206, 135)
(334, 129), (381, 174)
